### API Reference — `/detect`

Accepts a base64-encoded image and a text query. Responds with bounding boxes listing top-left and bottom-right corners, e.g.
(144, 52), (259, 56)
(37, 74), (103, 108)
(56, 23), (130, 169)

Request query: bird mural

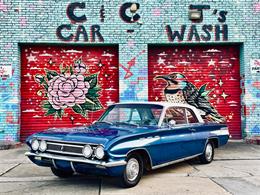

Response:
(154, 72), (226, 123)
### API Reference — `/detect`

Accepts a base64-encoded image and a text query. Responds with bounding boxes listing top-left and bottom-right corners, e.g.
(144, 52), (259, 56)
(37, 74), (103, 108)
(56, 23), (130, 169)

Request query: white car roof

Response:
(113, 101), (196, 109)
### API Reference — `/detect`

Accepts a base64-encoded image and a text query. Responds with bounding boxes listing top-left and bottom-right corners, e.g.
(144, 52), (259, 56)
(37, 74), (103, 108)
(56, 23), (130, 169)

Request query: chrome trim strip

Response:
(25, 152), (126, 167)
(47, 142), (84, 148)
(45, 141), (86, 157)
(52, 159), (58, 169)
(152, 154), (201, 170)
(126, 148), (154, 167)
(70, 162), (77, 173)
(46, 149), (84, 157)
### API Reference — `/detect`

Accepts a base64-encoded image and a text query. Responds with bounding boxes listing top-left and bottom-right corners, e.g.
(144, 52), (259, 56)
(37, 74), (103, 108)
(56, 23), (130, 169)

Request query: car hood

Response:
(30, 124), (155, 146)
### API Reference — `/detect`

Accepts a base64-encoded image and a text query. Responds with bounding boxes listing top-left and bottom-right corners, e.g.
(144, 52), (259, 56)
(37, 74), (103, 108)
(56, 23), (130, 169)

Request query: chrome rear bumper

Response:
(25, 151), (126, 168)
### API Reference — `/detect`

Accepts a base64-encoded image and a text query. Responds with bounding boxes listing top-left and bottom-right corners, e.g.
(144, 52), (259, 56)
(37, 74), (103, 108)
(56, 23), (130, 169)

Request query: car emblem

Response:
(60, 145), (64, 151)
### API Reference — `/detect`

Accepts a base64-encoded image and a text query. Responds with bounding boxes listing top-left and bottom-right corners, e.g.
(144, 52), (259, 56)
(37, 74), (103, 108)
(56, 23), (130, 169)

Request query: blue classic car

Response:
(25, 102), (229, 187)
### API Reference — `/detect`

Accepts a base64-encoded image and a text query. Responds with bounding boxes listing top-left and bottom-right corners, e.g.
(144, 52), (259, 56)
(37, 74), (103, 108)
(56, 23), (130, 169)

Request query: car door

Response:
(159, 107), (197, 163)
(184, 108), (207, 155)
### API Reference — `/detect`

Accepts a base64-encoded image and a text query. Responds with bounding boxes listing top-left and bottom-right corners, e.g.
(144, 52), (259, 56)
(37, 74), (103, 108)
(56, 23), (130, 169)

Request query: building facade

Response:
(0, 0), (259, 142)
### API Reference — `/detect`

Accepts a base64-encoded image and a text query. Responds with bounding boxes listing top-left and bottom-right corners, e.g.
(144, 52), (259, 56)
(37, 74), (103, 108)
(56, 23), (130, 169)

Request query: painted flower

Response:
(36, 57), (103, 118)
(47, 73), (90, 110)
(74, 58), (87, 74)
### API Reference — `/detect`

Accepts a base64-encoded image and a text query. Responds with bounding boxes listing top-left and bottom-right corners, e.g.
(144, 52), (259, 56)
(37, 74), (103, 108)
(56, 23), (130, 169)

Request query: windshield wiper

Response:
(113, 122), (138, 127)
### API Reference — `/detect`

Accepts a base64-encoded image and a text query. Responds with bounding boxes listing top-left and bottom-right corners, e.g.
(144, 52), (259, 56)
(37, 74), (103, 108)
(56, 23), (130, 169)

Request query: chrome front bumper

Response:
(25, 151), (126, 168)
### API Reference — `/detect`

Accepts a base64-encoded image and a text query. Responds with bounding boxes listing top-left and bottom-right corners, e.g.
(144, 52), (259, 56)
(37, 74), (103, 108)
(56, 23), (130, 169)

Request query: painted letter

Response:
(56, 24), (73, 41)
(91, 25), (104, 42)
(187, 25), (200, 41)
(119, 2), (140, 23)
(75, 25), (88, 42)
(218, 11), (228, 23)
(215, 24), (228, 41)
(67, 2), (87, 23)
(165, 25), (186, 42)
(201, 25), (213, 41)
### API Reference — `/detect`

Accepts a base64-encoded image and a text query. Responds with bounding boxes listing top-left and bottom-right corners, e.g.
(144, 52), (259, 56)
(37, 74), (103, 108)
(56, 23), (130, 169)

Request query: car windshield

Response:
(98, 104), (163, 126)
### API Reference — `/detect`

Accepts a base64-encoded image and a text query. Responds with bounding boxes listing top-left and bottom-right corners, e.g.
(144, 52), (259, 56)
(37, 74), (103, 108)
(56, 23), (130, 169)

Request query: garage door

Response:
(148, 45), (241, 139)
(21, 45), (119, 141)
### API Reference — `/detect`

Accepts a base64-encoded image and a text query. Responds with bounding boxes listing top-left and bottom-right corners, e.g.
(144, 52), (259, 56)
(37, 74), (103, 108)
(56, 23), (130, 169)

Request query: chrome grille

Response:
(46, 141), (84, 156)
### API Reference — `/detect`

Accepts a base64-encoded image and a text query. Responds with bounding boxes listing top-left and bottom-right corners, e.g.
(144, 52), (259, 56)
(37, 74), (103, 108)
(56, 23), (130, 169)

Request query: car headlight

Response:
(82, 145), (93, 158)
(39, 140), (47, 152)
(31, 139), (39, 151)
(94, 146), (105, 159)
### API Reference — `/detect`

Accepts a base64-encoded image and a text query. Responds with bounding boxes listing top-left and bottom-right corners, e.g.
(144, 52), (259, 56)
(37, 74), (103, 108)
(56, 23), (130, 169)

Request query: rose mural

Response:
(35, 58), (103, 118)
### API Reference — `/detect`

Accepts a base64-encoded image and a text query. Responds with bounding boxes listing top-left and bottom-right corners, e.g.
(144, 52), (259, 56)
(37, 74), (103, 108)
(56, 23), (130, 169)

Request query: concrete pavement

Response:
(0, 141), (260, 195)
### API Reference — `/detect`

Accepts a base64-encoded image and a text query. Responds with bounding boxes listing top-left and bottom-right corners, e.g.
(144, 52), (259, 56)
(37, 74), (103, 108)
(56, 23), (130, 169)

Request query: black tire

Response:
(51, 167), (74, 178)
(199, 141), (214, 164)
(120, 153), (144, 188)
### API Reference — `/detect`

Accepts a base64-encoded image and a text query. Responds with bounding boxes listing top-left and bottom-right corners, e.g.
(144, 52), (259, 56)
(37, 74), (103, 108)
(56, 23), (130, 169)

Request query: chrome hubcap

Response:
(205, 143), (213, 161)
(126, 158), (139, 181)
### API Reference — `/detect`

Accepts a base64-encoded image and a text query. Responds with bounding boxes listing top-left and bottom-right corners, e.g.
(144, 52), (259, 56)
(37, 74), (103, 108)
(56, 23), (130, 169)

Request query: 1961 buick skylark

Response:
(25, 102), (229, 187)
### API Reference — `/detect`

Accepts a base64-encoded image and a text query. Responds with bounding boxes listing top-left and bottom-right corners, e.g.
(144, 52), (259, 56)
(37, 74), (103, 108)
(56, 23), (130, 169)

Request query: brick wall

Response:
(0, 0), (259, 141)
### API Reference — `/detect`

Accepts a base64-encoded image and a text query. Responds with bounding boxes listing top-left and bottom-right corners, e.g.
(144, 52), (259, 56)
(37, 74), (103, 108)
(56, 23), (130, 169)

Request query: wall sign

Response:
(250, 59), (260, 74)
(56, 2), (228, 43)
(0, 65), (12, 80)
(166, 5), (228, 42)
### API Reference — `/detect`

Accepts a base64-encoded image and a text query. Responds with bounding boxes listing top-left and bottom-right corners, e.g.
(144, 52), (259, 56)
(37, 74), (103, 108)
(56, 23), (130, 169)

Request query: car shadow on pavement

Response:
(83, 161), (194, 188)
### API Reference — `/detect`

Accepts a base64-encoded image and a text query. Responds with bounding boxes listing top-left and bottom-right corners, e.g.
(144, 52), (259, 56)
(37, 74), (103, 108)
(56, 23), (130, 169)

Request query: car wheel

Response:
(120, 153), (144, 188)
(199, 141), (214, 164)
(51, 167), (74, 178)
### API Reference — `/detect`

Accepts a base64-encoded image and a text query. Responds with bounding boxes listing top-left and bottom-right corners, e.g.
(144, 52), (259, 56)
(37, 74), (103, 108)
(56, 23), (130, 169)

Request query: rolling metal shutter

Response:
(21, 45), (119, 141)
(148, 45), (241, 139)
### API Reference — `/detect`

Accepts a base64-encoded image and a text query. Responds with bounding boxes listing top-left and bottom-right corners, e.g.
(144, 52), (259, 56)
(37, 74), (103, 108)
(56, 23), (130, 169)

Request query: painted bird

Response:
(155, 72), (225, 123)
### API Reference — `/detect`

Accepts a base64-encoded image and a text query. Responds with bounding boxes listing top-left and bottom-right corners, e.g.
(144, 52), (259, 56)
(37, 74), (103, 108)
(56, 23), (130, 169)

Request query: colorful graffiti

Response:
(35, 58), (103, 118)
(154, 72), (225, 123)
(20, 45), (119, 141)
(148, 45), (241, 138)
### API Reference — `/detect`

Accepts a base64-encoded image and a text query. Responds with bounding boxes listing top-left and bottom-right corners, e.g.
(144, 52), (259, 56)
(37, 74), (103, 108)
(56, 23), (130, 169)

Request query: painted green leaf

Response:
(84, 76), (92, 82)
(70, 66), (74, 74)
(59, 63), (63, 73)
(46, 69), (58, 80)
(84, 73), (98, 88)
(72, 104), (83, 114)
(45, 108), (57, 116)
(35, 74), (45, 84)
(87, 87), (101, 97)
(42, 102), (52, 109)
(57, 109), (62, 118)
(83, 96), (103, 111)
(81, 103), (101, 111)
(89, 75), (98, 88)
(61, 66), (69, 74)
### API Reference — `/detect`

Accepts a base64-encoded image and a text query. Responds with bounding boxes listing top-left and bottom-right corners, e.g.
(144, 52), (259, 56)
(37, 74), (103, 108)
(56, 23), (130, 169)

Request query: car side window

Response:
(164, 107), (187, 125)
(186, 108), (199, 123)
